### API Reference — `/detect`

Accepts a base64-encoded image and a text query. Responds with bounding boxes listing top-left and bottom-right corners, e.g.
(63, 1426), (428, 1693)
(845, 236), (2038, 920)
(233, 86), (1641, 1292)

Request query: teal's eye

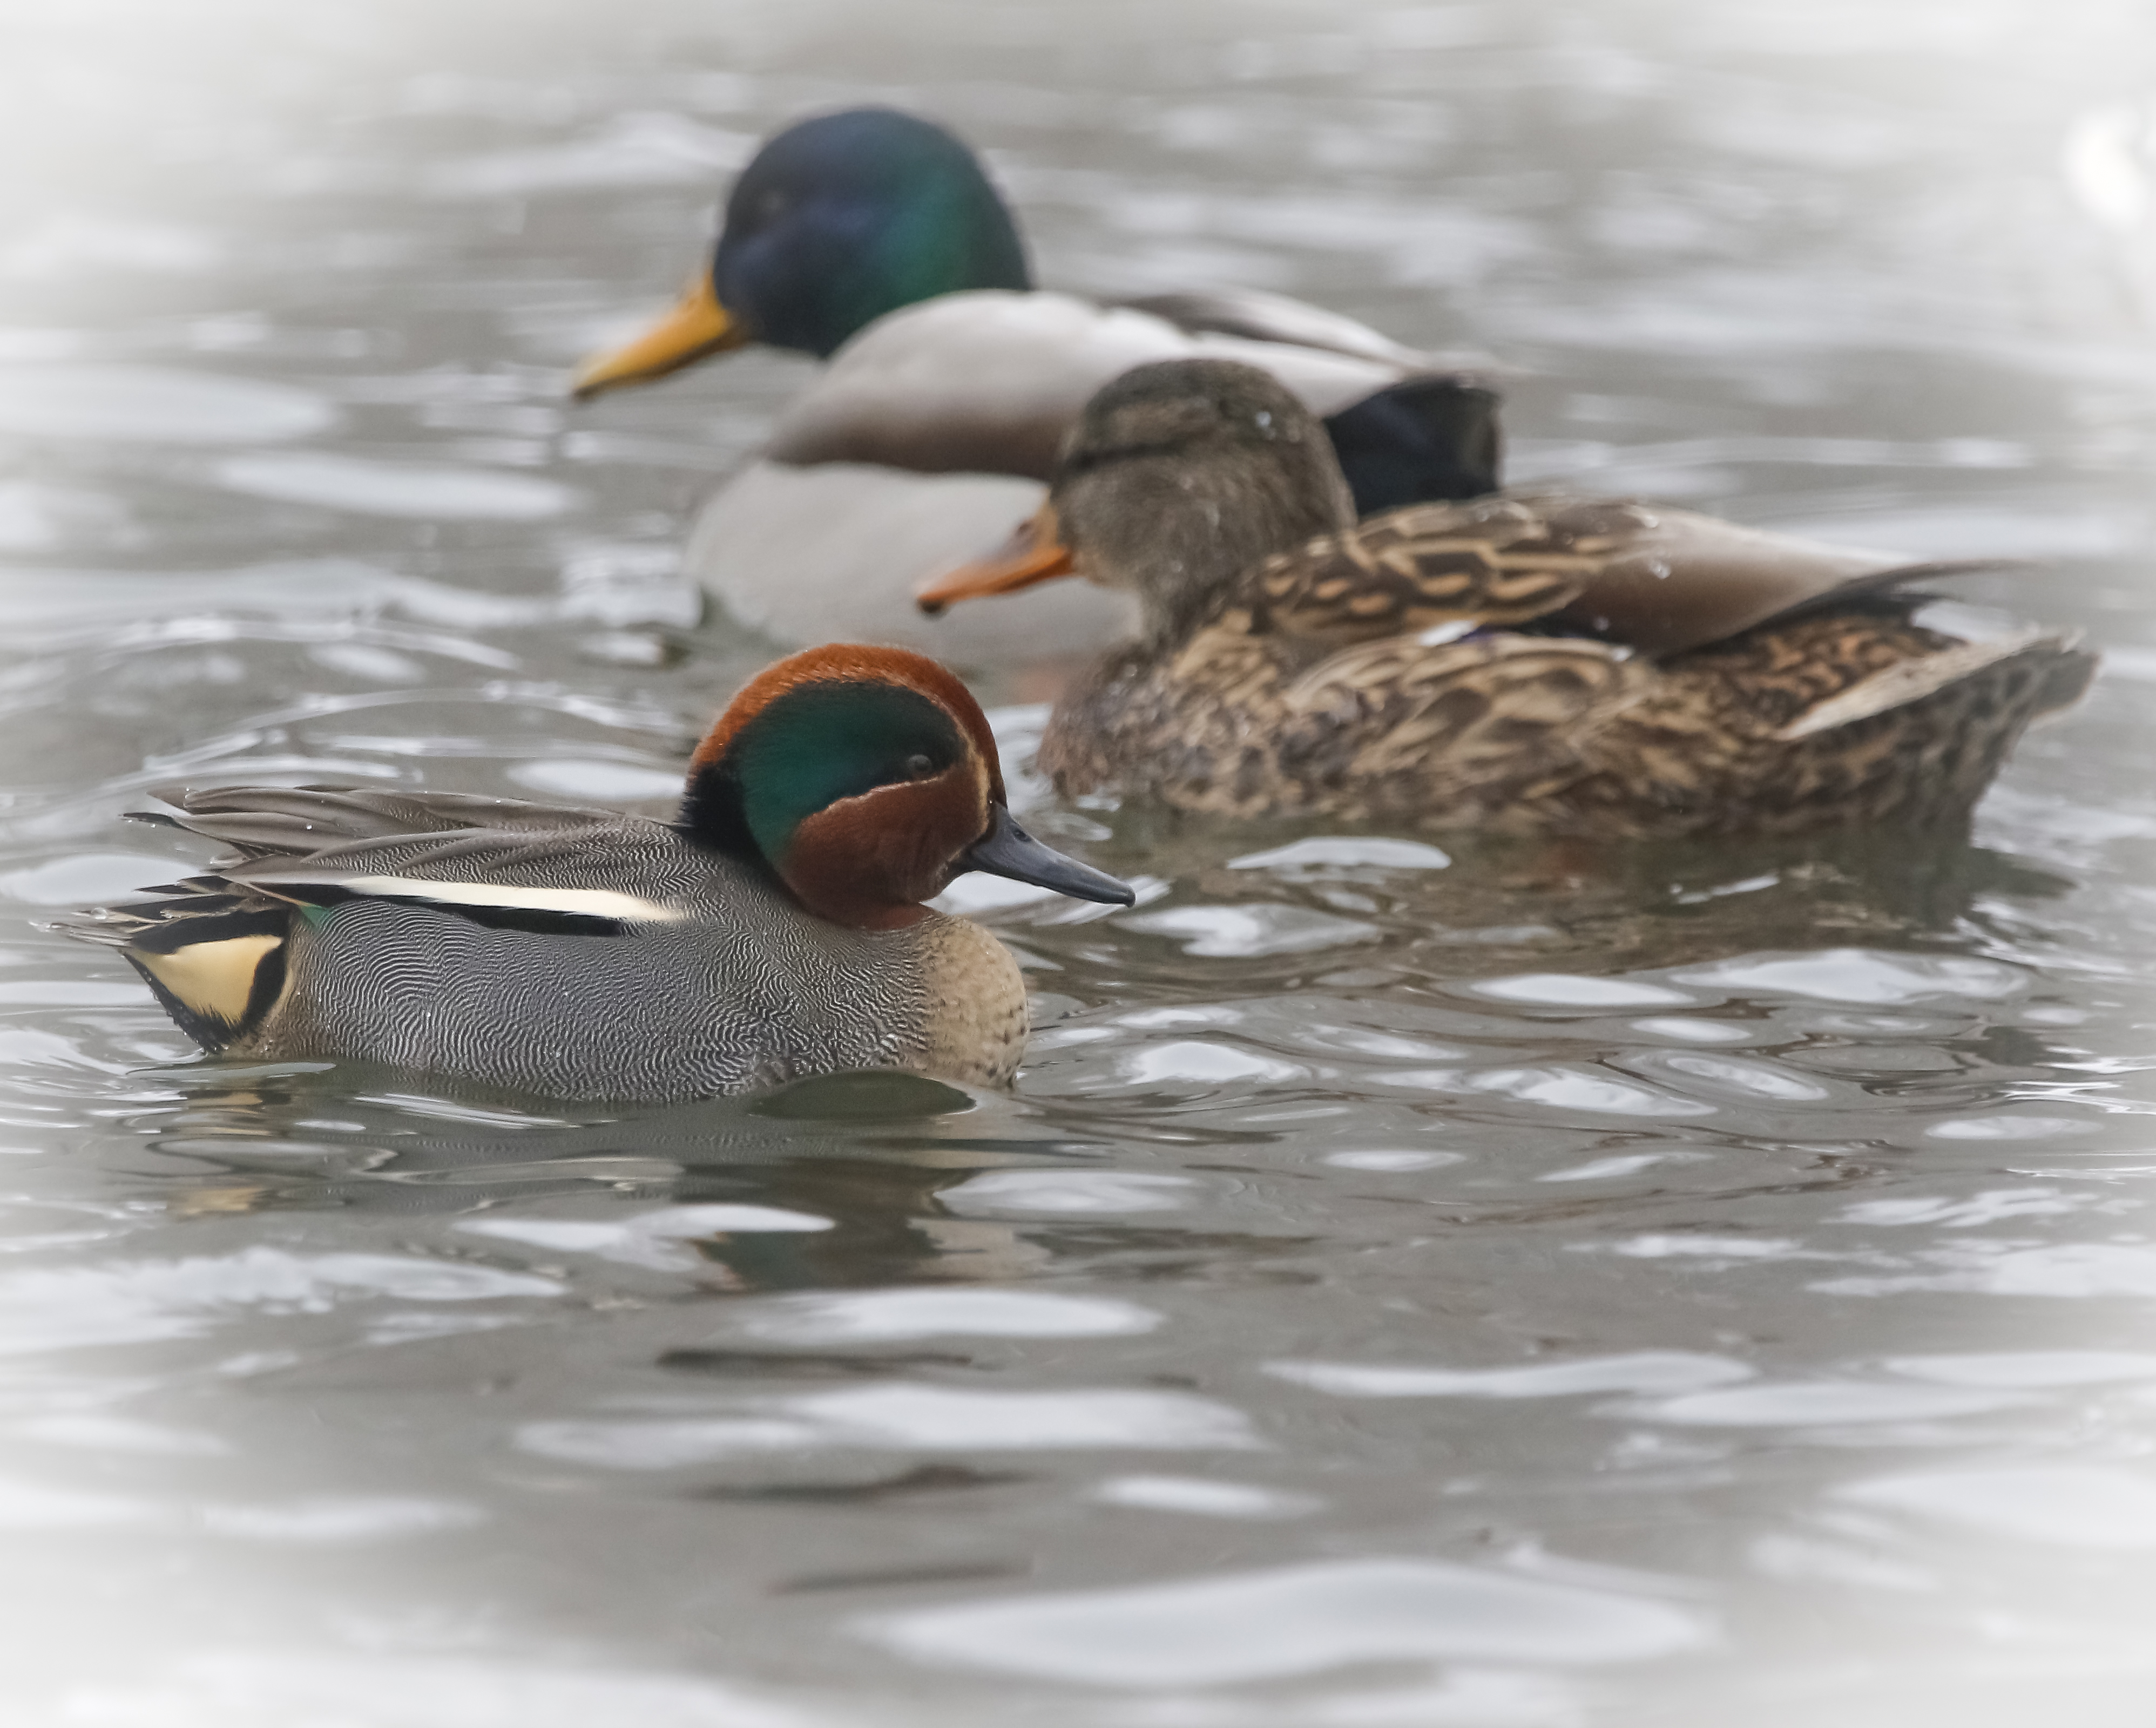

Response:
(904, 753), (934, 778)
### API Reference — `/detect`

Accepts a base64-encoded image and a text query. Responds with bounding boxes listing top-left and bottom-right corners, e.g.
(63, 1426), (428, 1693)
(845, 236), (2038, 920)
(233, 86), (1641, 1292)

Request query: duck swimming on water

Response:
(66, 647), (1132, 1101)
(571, 107), (1498, 666)
(917, 358), (2095, 840)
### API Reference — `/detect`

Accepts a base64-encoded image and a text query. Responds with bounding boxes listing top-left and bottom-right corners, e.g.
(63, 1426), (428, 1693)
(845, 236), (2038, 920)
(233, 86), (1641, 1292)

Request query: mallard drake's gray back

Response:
(569, 107), (1498, 666)
(916, 359), (2096, 840)
(65, 646), (1132, 1101)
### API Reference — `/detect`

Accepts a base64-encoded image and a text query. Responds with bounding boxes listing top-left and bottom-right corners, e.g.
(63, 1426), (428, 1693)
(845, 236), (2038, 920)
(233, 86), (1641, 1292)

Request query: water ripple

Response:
(0, 1248), (562, 1353)
(863, 1557), (1712, 1685)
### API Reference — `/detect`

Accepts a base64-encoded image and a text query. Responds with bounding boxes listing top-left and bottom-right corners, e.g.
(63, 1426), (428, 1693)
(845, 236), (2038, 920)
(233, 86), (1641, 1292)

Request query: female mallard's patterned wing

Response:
(1241, 497), (1606, 644)
(1519, 493), (2025, 658)
(1242, 491), (2030, 658)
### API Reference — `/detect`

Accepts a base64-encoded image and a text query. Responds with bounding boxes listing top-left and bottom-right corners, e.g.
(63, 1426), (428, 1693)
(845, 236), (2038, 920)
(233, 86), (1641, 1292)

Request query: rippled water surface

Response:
(4, 2), (2155, 1722)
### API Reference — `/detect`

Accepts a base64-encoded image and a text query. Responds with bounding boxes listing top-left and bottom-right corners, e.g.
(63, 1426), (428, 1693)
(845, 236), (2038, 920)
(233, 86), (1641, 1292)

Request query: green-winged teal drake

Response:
(68, 645), (1132, 1100)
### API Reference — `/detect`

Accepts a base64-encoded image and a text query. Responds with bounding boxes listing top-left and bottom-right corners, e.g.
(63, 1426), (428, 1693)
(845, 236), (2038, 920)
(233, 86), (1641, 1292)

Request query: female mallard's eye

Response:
(904, 753), (934, 779)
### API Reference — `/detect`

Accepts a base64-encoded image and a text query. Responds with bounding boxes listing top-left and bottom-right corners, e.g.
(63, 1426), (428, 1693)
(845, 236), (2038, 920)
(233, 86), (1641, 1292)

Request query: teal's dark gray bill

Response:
(962, 805), (1133, 905)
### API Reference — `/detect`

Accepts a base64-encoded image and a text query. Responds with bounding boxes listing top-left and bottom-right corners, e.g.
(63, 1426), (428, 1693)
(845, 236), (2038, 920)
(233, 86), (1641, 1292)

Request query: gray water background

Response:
(3, 1), (2155, 1722)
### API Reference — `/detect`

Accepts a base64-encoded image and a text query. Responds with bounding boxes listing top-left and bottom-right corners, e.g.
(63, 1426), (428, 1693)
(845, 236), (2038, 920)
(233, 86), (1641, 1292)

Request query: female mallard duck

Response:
(66, 646), (1132, 1101)
(570, 107), (1498, 667)
(916, 360), (2096, 838)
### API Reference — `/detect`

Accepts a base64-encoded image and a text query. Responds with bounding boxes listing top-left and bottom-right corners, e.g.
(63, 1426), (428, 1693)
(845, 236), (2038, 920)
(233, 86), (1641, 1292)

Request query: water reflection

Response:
(1839, 1465), (2156, 1549)
(1266, 1352), (1754, 1400)
(864, 1556), (1713, 1685)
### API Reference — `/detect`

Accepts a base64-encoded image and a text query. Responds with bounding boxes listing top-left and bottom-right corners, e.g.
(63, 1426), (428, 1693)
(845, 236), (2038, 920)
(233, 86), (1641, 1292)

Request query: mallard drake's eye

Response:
(758, 189), (789, 223)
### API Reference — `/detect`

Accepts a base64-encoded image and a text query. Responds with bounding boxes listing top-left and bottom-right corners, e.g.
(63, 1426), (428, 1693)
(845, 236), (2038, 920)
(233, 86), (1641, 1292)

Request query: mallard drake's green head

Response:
(573, 109), (1029, 396)
(917, 358), (1354, 643)
(680, 644), (1127, 929)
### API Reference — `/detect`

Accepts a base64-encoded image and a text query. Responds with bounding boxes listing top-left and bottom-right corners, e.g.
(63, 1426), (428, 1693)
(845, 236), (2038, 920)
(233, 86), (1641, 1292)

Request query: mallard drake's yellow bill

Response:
(915, 506), (1075, 615)
(571, 276), (746, 399)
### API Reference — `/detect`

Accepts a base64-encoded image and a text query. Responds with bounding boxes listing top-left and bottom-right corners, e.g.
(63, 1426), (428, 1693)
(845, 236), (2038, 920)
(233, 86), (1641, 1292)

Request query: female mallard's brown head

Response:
(916, 358), (1355, 643)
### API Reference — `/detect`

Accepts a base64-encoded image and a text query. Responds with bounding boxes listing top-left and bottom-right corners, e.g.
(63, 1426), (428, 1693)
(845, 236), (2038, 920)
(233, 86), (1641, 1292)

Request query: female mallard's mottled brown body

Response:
(65, 647), (1131, 1102)
(923, 363), (2094, 840)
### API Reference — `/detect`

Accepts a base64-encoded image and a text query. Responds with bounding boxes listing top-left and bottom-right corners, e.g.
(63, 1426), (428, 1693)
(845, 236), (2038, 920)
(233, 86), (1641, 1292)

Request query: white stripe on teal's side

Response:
(284, 876), (691, 924)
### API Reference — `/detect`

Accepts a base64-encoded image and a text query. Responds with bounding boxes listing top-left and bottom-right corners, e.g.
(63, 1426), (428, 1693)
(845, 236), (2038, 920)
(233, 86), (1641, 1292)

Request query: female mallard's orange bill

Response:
(571, 275), (746, 399)
(915, 505), (1076, 615)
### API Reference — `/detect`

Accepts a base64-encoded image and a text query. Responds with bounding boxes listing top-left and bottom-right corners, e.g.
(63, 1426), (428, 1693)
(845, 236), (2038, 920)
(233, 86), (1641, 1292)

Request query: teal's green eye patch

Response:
(725, 680), (965, 864)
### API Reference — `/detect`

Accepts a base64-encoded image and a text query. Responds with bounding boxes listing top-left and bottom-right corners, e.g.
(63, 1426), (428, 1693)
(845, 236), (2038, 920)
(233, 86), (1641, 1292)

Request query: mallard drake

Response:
(66, 646), (1132, 1101)
(570, 107), (1498, 667)
(916, 359), (2096, 838)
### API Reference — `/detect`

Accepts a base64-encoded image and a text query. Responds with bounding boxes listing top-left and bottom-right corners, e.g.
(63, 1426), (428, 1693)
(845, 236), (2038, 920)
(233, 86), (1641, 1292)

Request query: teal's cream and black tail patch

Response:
(63, 893), (290, 1053)
(65, 782), (682, 1055)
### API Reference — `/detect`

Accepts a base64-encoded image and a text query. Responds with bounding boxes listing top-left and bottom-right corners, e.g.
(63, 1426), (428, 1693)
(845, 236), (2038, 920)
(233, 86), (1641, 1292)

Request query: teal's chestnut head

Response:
(573, 108), (1028, 398)
(680, 644), (1128, 930)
